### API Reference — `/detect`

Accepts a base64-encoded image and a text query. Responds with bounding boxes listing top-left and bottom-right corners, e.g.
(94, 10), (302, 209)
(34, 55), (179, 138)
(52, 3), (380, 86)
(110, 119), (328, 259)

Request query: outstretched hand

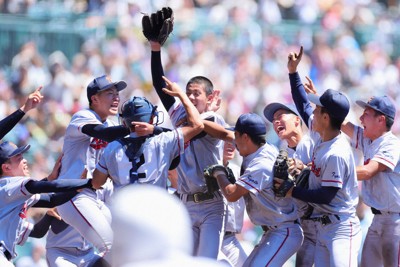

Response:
(304, 76), (317, 94)
(22, 86), (44, 113)
(132, 121), (155, 136)
(162, 76), (183, 97)
(206, 89), (222, 112)
(287, 46), (303, 74)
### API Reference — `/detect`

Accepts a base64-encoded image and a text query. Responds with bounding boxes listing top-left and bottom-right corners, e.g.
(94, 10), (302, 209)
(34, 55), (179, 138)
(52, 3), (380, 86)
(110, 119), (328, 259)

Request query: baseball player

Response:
(339, 95), (400, 267)
(207, 113), (303, 267)
(263, 102), (316, 267)
(0, 86), (43, 140)
(219, 141), (247, 267)
(148, 34), (233, 258)
(281, 46), (362, 267)
(29, 208), (97, 267)
(91, 76), (204, 191)
(0, 141), (94, 266)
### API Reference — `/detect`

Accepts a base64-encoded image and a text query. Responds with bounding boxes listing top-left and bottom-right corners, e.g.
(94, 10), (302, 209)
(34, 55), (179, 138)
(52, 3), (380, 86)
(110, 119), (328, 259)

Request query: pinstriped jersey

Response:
(351, 126), (400, 212)
(58, 109), (117, 181)
(168, 102), (225, 194)
(0, 176), (40, 258)
(96, 129), (184, 190)
(236, 144), (299, 226)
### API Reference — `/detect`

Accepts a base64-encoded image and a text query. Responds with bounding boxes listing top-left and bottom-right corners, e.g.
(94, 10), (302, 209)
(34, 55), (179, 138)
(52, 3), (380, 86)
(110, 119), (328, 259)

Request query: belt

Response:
(0, 244), (11, 261)
(371, 207), (400, 215)
(310, 214), (340, 225)
(261, 219), (300, 231)
(186, 192), (215, 203)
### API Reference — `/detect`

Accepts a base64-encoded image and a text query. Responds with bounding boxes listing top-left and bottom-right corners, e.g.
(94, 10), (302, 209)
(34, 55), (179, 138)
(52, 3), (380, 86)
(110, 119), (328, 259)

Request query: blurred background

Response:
(1, 0), (398, 266)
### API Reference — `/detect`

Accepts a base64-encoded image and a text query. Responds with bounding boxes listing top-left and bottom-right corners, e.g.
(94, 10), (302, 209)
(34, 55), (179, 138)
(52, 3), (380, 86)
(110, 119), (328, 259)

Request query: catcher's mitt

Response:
(142, 7), (174, 45)
(295, 167), (310, 189)
(273, 149), (295, 197)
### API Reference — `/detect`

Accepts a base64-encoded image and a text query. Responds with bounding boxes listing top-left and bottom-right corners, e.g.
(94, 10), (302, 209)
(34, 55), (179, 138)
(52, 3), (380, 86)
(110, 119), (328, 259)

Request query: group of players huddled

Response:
(1, 6), (399, 267)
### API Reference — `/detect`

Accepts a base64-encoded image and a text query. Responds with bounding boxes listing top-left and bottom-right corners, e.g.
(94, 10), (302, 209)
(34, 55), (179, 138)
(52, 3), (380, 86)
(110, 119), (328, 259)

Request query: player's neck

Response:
(320, 128), (341, 142)
(285, 130), (303, 148)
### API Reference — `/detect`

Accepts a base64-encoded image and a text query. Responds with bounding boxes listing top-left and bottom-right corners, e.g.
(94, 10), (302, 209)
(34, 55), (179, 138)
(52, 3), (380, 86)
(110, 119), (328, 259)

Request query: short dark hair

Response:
(238, 132), (266, 147)
(186, 76), (214, 96)
(373, 109), (394, 130)
(321, 107), (342, 130)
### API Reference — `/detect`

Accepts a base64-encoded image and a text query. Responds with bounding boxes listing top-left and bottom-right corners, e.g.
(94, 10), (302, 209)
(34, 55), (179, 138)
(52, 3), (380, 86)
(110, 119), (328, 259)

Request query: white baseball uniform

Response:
(170, 104), (226, 259)
(236, 143), (303, 267)
(57, 109), (116, 261)
(0, 176), (39, 263)
(351, 126), (400, 267)
(96, 128), (185, 190)
(306, 116), (362, 267)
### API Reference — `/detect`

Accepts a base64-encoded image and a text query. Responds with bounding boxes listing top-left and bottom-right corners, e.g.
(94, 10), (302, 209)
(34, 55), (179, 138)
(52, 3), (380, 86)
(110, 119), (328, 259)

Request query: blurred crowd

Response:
(0, 0), (398, 265)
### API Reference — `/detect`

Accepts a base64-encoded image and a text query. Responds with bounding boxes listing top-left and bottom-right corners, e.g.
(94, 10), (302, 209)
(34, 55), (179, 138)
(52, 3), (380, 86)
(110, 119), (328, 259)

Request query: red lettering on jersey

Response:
(90, 138), (108, 150)
(364, 158), (370, 165)
(19, 203), (28, 219)
(310, 159), (321, 177)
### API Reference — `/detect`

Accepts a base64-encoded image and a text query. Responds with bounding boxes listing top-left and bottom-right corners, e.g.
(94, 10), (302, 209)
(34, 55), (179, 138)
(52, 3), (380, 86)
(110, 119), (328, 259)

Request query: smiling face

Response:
(223, 141), (236, 162)
(91, 87), (120, 121)
(186, 83), (212, 114)
(272, 109), (299, 140)
(359, 107), (382, 140)
(3, 153), (30, 177)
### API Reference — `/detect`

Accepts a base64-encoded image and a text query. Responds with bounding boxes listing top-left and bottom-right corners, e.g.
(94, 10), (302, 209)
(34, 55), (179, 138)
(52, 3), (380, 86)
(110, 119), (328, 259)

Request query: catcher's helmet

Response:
(120, 96), (158, 126)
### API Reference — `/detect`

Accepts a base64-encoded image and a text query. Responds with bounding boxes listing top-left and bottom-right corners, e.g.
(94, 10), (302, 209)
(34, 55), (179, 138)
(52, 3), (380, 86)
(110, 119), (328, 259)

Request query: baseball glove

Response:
(273, 149), (296, 197)
(203, 164), (229, 193)
(295, 167), (310, 189)
(142, 7), (174, 45)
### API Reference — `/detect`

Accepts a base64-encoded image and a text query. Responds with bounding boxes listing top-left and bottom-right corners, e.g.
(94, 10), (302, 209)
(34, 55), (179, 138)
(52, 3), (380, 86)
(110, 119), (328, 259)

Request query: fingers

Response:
(298, 46), (303, 60)
(35, 85), (43, 92)
(162, 76), (172, 86)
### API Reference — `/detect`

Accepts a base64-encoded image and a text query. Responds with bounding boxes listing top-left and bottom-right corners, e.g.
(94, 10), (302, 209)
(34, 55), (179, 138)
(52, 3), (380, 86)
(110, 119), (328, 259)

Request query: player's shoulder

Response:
(201, 111), (225, 125)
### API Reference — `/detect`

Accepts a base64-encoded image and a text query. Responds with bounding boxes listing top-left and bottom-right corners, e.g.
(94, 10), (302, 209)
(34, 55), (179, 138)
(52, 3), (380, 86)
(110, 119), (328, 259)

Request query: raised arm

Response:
(150, 42), (176, 112)
(162, 76), (204, 142)
(288, 46), (313, 126)
(0, 86), (43, 140)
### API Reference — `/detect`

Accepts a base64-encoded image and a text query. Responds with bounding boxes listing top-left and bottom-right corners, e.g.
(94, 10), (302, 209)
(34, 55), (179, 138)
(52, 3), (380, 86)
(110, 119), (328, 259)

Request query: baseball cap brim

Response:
(98, 81), (127, 93)
(308, 94), (323, 107)
(9, 144), (31, 158)
(263, 103), (299, 122)
(355, 100), (371, 111)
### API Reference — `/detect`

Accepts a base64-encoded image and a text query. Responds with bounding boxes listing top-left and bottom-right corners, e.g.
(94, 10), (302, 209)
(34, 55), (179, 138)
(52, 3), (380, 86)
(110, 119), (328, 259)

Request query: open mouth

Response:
(276, 126), (285, 135)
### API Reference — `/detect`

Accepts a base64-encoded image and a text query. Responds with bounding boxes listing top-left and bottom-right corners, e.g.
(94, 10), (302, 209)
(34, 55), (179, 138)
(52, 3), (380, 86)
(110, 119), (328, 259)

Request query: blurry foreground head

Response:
(111, 185), (192, 266)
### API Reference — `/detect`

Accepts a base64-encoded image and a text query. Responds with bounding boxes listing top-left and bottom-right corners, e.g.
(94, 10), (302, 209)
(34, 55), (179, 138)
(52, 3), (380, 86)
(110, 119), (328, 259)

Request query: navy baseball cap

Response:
(121, 96), (157, 124)
(87, 75), (127, 102)
(356, 96), (396, 120)
(263, 103), (299, 123)
(229, 113), (267, 136)
(308, 89), (350, 122)
(0, 141), (30, 165)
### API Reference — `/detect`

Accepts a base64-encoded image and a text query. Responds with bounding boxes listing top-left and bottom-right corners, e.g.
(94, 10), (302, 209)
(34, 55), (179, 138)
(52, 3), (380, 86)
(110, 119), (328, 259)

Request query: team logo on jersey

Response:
(90, 138), (108, 150)
(331, 171), (340, 179)
(310, 160), (321, 177)
(247, 175), (258, 185)
(19, 203), (28, 219)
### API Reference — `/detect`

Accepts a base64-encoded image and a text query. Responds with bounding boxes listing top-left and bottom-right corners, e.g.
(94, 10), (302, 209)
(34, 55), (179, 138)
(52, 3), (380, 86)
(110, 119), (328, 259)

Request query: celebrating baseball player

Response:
(279, 46), (362, 267)
(263, 103), (316, 267)
(91, 75), (204, 190)
(0, 141), (95, 266)
(143, 7), (233, 259)
(0, 85), (43, 140)
(340, 95), (400, 266)
(205, 113), (303, 266)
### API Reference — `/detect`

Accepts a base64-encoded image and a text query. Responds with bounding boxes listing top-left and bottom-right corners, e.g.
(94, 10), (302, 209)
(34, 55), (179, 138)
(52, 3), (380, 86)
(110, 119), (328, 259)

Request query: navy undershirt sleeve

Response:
(0, 109), (25, 140)
(32, 191), (79, 208)
(292, 186), (339, 204)
(81, 124), (129, 142)
(151, 51), (176, 111)
(289, 72), (314, 127)
(25, 179), (92, 194)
